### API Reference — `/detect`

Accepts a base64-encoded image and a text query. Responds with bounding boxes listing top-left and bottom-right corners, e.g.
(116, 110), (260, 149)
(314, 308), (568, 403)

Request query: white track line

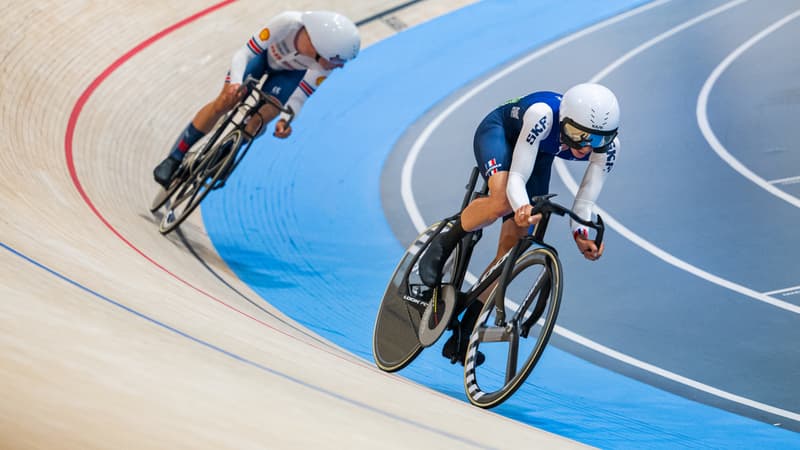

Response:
(402, 0), (800, 421)
(697, 9), (800, 209)
(769, 175), (800, 185)
(764, 285), (800, 296)
(557, 0), (800, 315)
(556, 326), (800, 422)
(401, 0), (671, 231)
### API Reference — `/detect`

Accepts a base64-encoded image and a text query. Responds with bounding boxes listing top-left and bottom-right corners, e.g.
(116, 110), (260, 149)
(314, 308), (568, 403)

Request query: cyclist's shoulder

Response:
(524, 91), (562, 111)
(502, 91), (560, 116)
(508, 90), (560, 104)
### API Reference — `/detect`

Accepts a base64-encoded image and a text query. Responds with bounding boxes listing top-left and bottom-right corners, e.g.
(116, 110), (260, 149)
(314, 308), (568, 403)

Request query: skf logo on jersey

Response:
(484, 158), (501, 177)
(259, 28), (271, 41)
(525, 116), (548, 145)
(315, 76), (326, 86)
(605, 143), (617, 173)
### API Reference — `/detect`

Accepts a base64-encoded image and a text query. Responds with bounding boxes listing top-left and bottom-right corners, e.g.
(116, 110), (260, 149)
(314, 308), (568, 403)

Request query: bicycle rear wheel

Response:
(372, 222), (462, 372)
(463, 247), (563, 408)
(158, 130), (242, 234)
(150, 174), (184, 213)
(150, 153), (195, 213)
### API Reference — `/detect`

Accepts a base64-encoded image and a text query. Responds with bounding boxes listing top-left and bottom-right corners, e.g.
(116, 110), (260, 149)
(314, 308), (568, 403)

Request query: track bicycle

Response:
(372, 167), (604, 408)
(150, 75), (294, 234)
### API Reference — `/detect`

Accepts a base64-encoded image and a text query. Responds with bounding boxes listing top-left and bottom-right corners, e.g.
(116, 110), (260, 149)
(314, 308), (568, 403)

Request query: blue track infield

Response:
(202, 0), (799, 447)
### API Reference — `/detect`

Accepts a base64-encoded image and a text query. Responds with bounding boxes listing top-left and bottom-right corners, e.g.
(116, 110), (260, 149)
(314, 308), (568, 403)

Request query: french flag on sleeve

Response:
(485, 158), (500, 177)
(299, 80), (315, 96)
(247, 38), (264, 55)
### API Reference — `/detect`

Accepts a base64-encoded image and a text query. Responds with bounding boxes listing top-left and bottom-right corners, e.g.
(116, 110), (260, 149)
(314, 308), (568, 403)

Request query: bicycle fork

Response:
(487, 242), (551, 335)
(490, 238), (531, 326)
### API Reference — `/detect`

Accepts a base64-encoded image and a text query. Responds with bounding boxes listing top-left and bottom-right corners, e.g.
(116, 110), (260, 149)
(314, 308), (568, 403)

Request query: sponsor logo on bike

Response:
(525, 116), (548, 145)
(402, 294), (428, 306)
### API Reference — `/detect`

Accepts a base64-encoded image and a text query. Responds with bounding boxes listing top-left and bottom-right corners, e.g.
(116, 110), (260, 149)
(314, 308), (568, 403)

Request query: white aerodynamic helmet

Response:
(302, 11), (361, 63)
(559, 83), (619, 151)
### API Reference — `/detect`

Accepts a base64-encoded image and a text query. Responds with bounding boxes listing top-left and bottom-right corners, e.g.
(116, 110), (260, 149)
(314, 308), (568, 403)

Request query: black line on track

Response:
(355, 0), (425, 26)
(174, 227), (337, 350)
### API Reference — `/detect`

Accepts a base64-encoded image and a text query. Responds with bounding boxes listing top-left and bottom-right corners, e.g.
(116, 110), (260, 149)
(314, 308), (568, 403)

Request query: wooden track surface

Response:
(0, 1), (587, 448)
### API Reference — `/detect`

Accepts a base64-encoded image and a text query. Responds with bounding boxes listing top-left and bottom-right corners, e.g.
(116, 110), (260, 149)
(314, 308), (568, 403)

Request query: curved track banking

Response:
(4, 0), (798, 448)
(187, 0), (800, 448)
(391, 0), (799, 438)
(1, 1), (583, 449)
(697, 8), (800, 209)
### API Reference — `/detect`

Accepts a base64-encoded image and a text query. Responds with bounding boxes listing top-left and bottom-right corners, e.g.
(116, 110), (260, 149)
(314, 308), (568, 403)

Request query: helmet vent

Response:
(589, 108), (610, 129)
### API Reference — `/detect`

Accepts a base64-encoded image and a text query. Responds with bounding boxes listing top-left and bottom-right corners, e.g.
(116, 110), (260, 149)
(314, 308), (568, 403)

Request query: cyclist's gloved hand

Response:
(514, 204), (542, 228)
(574, 230), (604, 261)
(273, 119), (292, 139)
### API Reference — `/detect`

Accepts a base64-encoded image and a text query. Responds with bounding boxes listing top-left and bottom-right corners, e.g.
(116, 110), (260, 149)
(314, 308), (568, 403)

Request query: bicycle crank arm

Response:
(476, 324), (516, 343)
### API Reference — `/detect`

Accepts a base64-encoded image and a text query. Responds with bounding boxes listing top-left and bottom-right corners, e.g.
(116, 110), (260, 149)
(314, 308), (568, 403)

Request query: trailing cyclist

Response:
(419, 83), (620, 365)
(153, 10), (360, 187)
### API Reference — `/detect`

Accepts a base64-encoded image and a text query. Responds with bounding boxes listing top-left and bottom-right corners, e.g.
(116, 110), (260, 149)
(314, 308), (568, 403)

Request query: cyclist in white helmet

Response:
(154, 10), (360, 187)
(419, 83), (620, 365)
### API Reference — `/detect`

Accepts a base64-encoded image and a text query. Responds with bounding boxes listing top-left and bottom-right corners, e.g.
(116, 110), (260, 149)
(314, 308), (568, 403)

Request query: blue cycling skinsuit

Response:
(472, 91), (620, 237)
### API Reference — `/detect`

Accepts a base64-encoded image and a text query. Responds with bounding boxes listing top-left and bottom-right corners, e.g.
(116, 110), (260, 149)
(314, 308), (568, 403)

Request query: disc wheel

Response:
(158, 130), (241, 234)
(463, 247), (563, 408)
(372, 221), (462, 372)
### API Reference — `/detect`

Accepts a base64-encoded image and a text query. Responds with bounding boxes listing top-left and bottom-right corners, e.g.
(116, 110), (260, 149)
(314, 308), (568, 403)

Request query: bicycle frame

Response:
(212, 76), (295, 181)
(153, 74), (297, 234)
(445, 181), (604, 328)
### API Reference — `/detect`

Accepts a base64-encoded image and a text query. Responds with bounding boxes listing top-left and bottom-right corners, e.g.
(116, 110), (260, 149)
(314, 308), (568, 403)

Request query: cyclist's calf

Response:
(244, 102), (281, 138)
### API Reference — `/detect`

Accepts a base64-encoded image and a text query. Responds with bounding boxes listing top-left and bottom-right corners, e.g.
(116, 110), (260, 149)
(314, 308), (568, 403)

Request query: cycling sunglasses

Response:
(560, 117), (618, 152)
(315, 52), (347, 67)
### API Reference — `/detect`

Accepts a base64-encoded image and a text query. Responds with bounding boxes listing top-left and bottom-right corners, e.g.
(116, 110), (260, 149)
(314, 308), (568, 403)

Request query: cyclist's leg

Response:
(462, 109), (517, 231)
(457, 151), (556, 340)
(179, 59), (269, 154)
(419, 111), (513, 287)
(242, 69), (306, 137)
(437, 113), (516, 364)
(443, 219), (526, 362)
(479, 150), (555, 295)
(154, 57), (268, 186)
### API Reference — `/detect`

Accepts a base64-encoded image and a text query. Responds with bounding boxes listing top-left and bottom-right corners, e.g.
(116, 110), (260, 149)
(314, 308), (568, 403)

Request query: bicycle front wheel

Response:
(464, 247), (563, 408)
(158, 130), (242, 234)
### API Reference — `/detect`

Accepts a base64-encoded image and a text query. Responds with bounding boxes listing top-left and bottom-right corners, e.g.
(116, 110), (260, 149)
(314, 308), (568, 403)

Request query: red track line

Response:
(60, 2), (527, 415)
(63, 0), (308, 337)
